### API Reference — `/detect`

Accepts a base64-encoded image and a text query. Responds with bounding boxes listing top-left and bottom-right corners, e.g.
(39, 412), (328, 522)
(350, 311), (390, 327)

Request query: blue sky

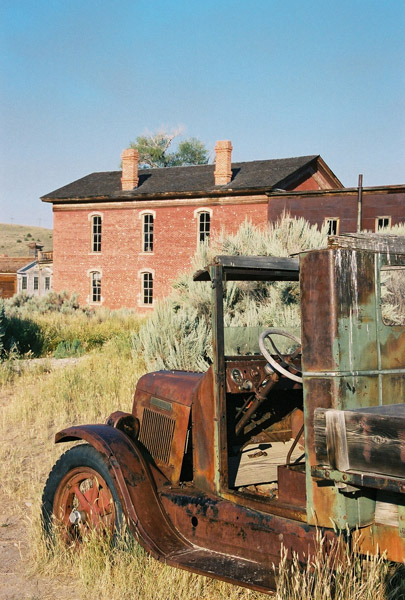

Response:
(1, 0), (404, 228)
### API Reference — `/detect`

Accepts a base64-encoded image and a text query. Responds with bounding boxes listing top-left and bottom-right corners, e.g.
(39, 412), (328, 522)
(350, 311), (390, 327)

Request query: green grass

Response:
(0, 222), (52, 256)
(1, 296), (143, 359)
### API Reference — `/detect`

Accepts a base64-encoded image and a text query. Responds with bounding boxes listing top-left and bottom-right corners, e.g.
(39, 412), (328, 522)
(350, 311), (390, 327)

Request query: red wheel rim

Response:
(53, 467), (115, 542)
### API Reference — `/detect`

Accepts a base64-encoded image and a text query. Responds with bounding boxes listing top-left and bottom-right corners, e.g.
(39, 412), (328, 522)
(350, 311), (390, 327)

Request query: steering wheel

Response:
(259, 328), (303, 384)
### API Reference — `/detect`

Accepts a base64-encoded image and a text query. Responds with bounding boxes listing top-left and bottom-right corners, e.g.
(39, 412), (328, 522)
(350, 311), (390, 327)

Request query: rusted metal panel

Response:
(134, 371), (203, 408)
(277, 465), (306, 506)
(301, 248), (382, 528)
(311, 466), (405, 495)
(225, 357), (268, 393)
(159, 486), (336, 567)
(192, 367), (217, 494)
(210, 265), (228, 493)
(354, 523), (405, 563)
(300, 250), (339, 373)
(132, 371), (203, 484)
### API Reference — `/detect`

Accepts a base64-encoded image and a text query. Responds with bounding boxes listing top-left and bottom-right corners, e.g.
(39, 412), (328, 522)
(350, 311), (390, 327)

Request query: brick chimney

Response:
(121, 148), (139, 190)
(214, 140), (233, 185)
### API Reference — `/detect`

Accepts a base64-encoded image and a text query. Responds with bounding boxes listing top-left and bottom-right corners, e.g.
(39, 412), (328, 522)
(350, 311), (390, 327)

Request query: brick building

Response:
(267, 185), (405, 235)
(41, 141), (342, 310)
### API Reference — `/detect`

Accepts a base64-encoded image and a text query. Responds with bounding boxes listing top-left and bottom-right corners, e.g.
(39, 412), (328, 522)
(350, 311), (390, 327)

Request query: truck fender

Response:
(55, 424), (191, 559)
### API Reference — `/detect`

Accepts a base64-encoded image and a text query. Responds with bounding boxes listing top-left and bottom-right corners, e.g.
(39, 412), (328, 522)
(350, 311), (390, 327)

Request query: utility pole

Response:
(357, 174), (363, 232)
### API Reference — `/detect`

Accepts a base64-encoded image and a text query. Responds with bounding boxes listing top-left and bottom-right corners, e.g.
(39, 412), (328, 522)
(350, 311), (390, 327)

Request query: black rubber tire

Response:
(42, 444), (124, 544)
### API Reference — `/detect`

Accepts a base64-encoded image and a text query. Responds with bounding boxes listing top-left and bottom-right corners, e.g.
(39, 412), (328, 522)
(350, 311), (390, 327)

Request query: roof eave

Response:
(41, 185), (287, 204)
(316, 156), (344, 188)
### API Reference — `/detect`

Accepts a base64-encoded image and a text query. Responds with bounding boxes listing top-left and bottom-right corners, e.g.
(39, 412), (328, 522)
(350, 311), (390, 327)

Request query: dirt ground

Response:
(0, 497), (79, 600)
(0, 362), (81, 600)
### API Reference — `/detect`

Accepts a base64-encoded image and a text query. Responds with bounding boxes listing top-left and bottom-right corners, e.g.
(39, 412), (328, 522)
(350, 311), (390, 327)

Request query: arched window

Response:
(90, 214), (102, 252)
(141, 271), (153, 305)
(198, 211), (210, 243)
(142, 213), (154, 252)
(91, 271), (101, 303)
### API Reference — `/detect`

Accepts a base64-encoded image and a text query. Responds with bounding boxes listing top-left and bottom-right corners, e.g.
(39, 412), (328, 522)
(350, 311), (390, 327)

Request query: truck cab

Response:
(44, 233), (405, 593)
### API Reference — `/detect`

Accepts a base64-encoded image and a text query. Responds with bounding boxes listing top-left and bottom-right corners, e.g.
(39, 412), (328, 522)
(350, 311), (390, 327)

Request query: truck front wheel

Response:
(42, 444), (123, 544)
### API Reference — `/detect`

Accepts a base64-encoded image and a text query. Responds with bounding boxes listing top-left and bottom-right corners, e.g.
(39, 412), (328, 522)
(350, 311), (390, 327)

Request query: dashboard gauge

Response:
(230, 368), (243, 385)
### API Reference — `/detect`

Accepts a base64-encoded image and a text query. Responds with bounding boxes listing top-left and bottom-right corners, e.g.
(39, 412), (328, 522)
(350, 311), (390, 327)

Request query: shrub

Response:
(0, 310), (43, 357)
(5, 291), (87, 317)
(133, 216), (329, 371)
(53, 338), (84, 358)
(134, 218), (405, 372)
(1, 292), (143, 359)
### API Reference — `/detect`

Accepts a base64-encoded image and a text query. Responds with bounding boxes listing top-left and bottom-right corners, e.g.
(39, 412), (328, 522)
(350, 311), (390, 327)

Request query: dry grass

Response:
(0, 222), (53, 256)
(0, 342), (267, 599)
(274, 529), (405, 600)
(1, 344), (404, 599)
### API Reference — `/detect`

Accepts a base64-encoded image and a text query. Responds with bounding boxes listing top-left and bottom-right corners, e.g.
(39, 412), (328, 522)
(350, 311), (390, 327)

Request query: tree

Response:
(129, 130), (209, 168)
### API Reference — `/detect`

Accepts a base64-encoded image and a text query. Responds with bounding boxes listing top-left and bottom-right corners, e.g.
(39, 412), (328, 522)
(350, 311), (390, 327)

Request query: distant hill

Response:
(0, 223), (53, 257)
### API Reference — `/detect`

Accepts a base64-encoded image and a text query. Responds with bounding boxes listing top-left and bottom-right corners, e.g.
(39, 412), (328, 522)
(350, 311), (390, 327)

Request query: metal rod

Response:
(286, 424), (305, 465)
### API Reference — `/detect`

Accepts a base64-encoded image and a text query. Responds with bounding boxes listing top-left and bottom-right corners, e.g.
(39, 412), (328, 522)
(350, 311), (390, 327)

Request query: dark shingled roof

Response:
(42, 155), (320, 201)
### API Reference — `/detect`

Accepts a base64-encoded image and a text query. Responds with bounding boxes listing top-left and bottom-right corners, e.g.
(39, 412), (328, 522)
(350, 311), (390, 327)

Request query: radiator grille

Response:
(139, 408), (176, 464)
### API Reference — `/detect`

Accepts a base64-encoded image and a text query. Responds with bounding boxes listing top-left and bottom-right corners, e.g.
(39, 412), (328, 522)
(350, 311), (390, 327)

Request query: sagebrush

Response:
(133, 215), (329, 371)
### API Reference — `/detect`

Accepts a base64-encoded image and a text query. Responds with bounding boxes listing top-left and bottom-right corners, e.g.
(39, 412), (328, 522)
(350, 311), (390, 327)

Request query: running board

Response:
(166, 547), (276, 593)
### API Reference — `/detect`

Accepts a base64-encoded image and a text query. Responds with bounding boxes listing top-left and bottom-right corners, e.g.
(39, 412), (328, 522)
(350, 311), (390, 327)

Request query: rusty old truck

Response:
(42, 233), (405, 593)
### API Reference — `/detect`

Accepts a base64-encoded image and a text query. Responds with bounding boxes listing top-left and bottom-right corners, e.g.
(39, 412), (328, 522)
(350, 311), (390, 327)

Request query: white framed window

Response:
(22, 276), (27, 290)
(91, 214), (102, 252)
(376, 216), (391, 231)
(325, 217), (340, 236)
(199, 211), (210, 242)
(44, 276), (51, 291)
(33, 276), (39, 290)
(142, 213), (154, 252)
(194, 208), (212, 245)
(90, 271), (101, 303)
(141, 271), (153, 305)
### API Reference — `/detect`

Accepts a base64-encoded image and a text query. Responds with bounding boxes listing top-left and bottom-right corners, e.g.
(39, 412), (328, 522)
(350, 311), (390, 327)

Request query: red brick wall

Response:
(268, 190), (405, 234)
(293, 175), (323, 191)
(53, 198), (268, 310)
(361, 192), (405, 231)
(268, 193), (358, 232)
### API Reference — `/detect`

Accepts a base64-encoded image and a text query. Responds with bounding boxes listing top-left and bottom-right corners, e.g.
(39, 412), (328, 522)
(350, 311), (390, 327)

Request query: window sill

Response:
(139, 251), (154, 256)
